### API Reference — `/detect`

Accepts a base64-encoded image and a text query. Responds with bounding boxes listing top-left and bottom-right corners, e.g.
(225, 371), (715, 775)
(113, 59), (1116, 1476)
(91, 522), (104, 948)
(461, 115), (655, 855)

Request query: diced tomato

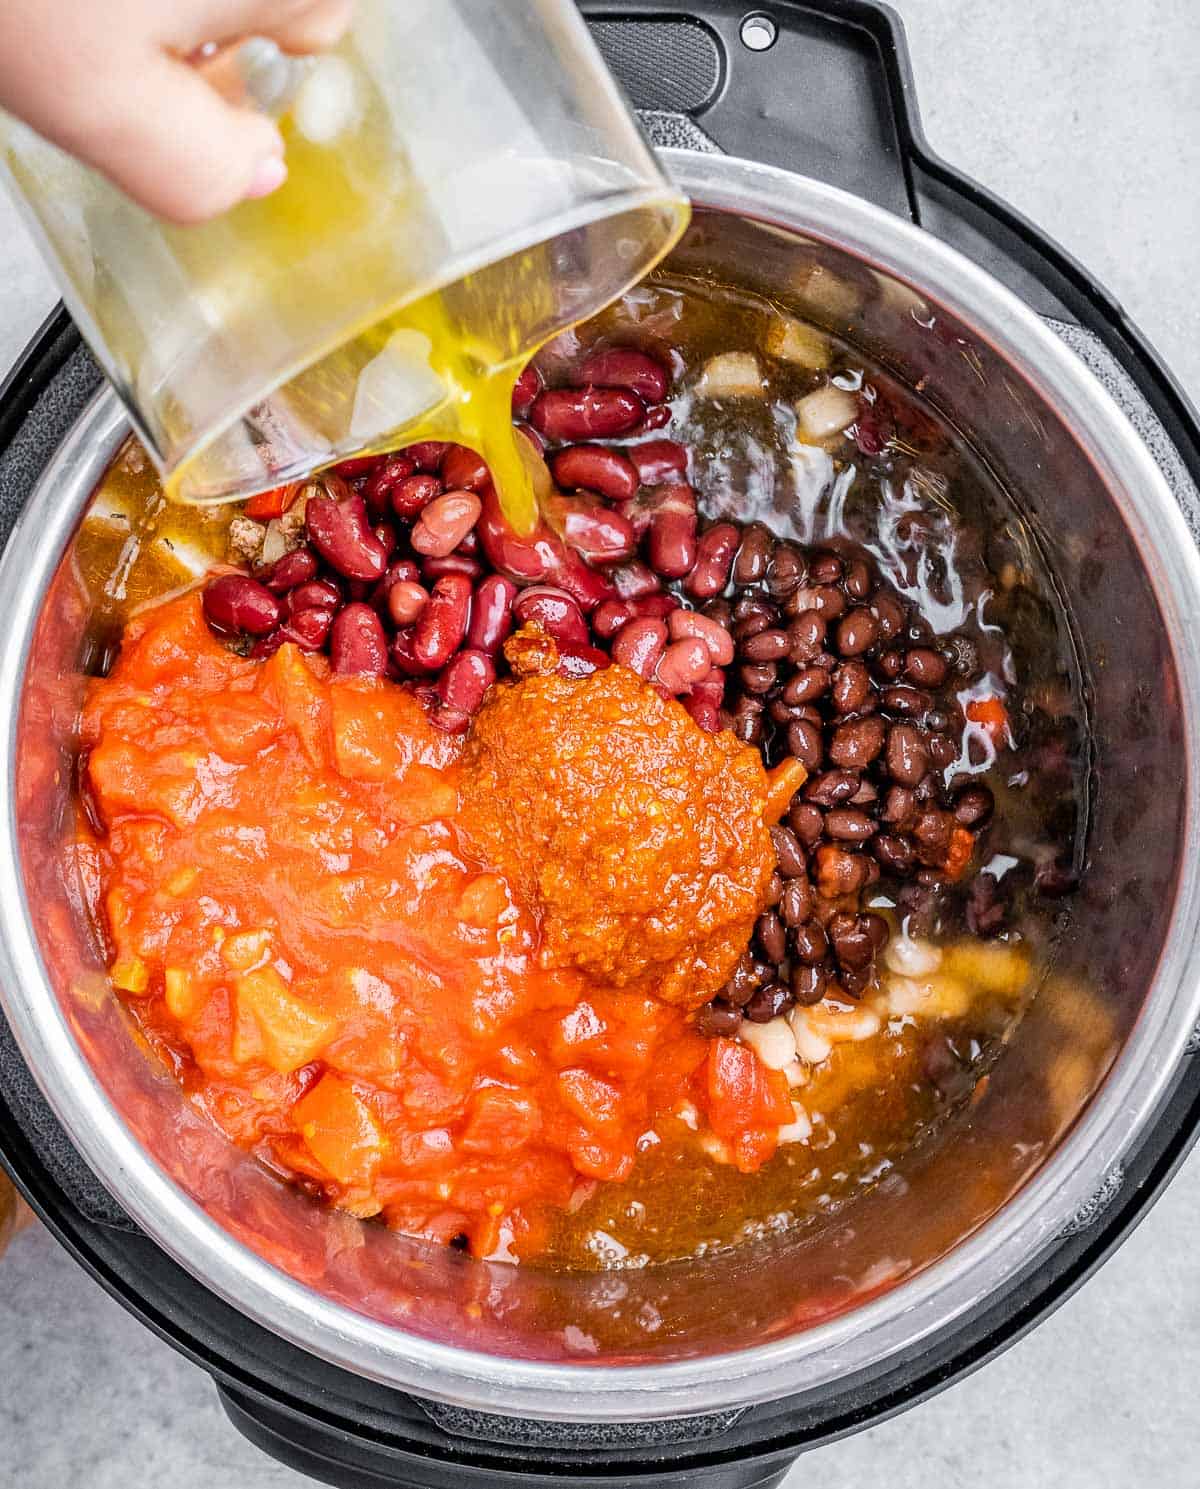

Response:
(705, 1038), (794, 1174)
(966, 694), (1010, 748)
(459, 1087), (541, 1153)
(244, 483), (301, 521)
(293, 1073), (384, 1187)
(557, 1068), (624, 1134)
(235, 967), (335, 1074)
(942, 825), (975, 881)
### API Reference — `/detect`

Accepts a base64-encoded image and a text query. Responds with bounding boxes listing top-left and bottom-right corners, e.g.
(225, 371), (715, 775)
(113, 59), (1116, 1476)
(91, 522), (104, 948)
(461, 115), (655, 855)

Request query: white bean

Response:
(740, 1015), (798, 1071)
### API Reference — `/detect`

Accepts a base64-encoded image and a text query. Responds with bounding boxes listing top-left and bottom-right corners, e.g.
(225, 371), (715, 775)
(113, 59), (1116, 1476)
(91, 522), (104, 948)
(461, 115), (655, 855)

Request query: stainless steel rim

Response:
(2, 150), (1200, 1421)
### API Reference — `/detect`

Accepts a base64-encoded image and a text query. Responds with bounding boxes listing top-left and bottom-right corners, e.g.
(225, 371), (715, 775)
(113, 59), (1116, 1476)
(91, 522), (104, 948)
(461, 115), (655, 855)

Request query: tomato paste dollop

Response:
(77, 594), (793, 1258)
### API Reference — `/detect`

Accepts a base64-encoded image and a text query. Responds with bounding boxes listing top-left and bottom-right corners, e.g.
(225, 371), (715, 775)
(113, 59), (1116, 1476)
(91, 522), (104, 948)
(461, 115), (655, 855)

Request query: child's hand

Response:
(0, 0), (353, 223)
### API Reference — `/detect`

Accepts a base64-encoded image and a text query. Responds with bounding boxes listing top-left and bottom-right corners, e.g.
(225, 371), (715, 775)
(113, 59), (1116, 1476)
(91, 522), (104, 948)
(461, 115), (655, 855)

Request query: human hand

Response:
(0, 0), (353, 223)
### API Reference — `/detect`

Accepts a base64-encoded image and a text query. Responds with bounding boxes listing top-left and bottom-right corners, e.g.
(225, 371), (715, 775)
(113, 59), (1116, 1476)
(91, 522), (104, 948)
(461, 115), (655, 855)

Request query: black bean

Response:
(744, 981), (794, 1023)
(695, 1000), (743, 1036)
(756, 910), (788, 964)
(791, 963), (827, 1006)
(792, 920), (828, 965)
(912, 807), (953, 863)
(725, 953), (770, 1006)
(788, 801), (825, 846)
(734, 611), (772, 643)
(734, 593), (776, 624)
(873, 833), (915, 873)
(770, 823), (808, 878)
(805, 769), (859, 807)
(905, 647), (949, 687)
(809, 552), (843, 584)
(701, 598), (733, 629)
(825, 808), (877, 843)
(850, 778), (878, 806)
(876, 648), (905, 680)
(733, 710), (764, 745)
(741, 627), (790, 662)
(925, 709), (950, 732)
(767, 542), (806, 598)
(786, 718), (823, 770)
(733, 523), (774, 587)
(807, 584), (847, 620)
(1035, 861), (1078, 898)
(929, 733), (959, 768)
(788, 612), (827, 663)
(828, 911), (875, 970)
(739, 662), (777, 694)
(953, 783), (995, 827)
(831, 659), (871, 713)
(886, 722), (929, 785)
(872, 592), (906, 641)
(844, 559), (873, 599)
(836, 607), (879, 656)
(863, 912), (890, 950)
(829, 715), (886, 768)
(764, 870), (785, 905)
(881, 685), (930, 717)
(838, 966), (872, 999)
(882, 785), (917, 824)
(780, 876), (815, 926)
(784, 666), (831, 704)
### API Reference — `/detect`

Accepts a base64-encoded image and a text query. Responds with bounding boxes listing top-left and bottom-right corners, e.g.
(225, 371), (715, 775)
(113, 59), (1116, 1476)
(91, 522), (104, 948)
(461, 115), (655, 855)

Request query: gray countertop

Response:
(3, 3), (1200, 1485)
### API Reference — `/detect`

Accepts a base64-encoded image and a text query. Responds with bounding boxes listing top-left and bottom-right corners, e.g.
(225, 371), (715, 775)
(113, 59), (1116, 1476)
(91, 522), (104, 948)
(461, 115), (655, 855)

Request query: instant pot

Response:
(4, 5), (1200, 1486)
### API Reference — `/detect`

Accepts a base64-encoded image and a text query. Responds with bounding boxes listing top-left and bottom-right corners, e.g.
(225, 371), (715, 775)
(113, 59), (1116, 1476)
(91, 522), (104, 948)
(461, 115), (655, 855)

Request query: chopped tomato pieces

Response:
(966, 694), (1010, 748)
(706, 1037), (795, 1174)
(244, 483), (301, 521)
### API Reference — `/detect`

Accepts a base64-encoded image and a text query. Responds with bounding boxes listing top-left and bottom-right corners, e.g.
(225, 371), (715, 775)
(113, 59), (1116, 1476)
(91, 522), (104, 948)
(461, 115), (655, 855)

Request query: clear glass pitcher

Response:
(0, 0), (689, 515)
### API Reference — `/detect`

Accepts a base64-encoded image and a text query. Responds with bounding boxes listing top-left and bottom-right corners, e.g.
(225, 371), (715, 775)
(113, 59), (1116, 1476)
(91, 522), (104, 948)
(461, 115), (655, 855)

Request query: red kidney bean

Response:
(593, 599), (636, 639)
(405, 441), (450, 472)
(529, 387), (645, 442)
(656, 637), (711, 693)
(363, 454), (417, 517)
(332, 454), (381, 480)
(330, 604), (388, 676)
(551, 445), (640, 502)
(265, 548), (318, 593)
(690, 667), (726, 706)
(390, 629), (429, 676)
(429, 705), (472, 735)
(390, 473), (443, 520)
(466, 575), (517, 654)
(512, 364), (542, 419)
(437, 648), (496, 712)
(412, 573), (472, 670)
(420, 552), (486, 583)
(203, 574), (283, 636)
(411, 491), (482, 558)
(554, 549), (616, 612)
(514, 586), (589, 646)
(685, 523), (739, 600)
(668, 609), (735, 666)
(548, 495), (636, 565)
(375, 556), (423, 611)
(289, 578), (341, 613)
(684, 697), (722, 732)
(647, 489), (698, 579)
(629, 439), (688, 487)
(457, 527), (480, 556)
(278, 604), (335, 652)
(372, 519), (398, 557)
(440, 446), (490, 493)
(632, 593), (681, 619)
(478, 486), (612, 610)
(611, 617), (668, 679)
(635, 404), (672, 433)
(610, 560), (661, 600)
(574, 347), (669, 404)
(387, 580), (430, 627)
(306, 493), (389, 581)
(556, 644), (611, 680)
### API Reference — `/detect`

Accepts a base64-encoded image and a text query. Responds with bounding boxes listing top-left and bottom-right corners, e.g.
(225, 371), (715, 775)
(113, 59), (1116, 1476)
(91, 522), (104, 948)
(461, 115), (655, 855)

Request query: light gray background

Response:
(2, 3), (1199, 1485)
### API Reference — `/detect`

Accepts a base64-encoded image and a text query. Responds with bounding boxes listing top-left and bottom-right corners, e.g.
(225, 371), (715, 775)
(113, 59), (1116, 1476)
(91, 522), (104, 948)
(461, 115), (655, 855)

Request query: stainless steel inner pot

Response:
(3, 151), (1200, 1422)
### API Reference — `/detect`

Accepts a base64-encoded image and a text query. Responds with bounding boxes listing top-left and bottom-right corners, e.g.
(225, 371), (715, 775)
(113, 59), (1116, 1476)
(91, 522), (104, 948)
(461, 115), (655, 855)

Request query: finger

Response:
(61, 54), (286, 224)
(169, 0), (354, 55)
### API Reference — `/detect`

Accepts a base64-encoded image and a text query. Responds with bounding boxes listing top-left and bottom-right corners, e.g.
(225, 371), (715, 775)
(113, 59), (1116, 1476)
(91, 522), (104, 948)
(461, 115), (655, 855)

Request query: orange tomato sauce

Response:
(78, 593), (789, 1259)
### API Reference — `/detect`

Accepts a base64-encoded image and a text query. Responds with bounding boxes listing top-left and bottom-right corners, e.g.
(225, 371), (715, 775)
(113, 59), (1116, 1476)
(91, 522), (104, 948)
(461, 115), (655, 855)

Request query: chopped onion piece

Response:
(698, 351), (766, 399)
(794, 384), (859, 443)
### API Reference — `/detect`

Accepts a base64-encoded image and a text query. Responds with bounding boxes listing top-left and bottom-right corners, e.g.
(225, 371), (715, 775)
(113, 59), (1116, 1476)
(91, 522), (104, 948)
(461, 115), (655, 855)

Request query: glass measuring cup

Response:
(0, 0), (689, 523)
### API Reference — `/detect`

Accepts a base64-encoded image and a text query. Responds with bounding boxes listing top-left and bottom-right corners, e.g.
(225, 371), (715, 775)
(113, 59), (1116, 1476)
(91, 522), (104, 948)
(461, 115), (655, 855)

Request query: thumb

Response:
(70, 52), (287, 225)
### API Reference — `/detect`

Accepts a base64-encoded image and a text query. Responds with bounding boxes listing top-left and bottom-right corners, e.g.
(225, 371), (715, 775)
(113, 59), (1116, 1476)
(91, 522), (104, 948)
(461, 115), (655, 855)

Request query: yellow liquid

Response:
(147, 88), (688, 531)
